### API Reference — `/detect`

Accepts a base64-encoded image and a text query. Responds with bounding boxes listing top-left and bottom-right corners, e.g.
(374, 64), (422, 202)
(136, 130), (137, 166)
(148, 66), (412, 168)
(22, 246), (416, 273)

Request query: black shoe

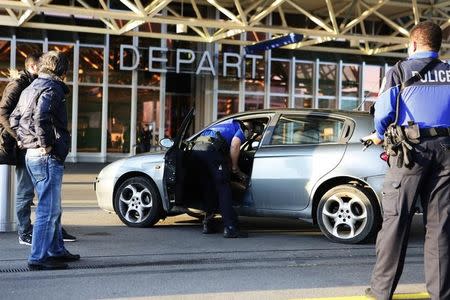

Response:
(28, 260), (68, 270)
(223, 226), (248, 238)
(48, 250), (80, 262)
(202, 221), (215, 234)
(19, 234), (32, 246)
(62, 228), (77, 242)
(202, 214), (217, 234)
(364, 288), (376, 299)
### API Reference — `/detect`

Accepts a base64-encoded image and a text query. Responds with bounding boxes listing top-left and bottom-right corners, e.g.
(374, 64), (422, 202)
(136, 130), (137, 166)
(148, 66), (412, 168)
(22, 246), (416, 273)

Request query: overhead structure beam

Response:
(0, 0), (448, 57)
(411, 0), (420, 24)
(360, 1), (409, 36)
(286, 0), (334, 33)
(324, 0), (339, 34)
(341, 0), (390, 35)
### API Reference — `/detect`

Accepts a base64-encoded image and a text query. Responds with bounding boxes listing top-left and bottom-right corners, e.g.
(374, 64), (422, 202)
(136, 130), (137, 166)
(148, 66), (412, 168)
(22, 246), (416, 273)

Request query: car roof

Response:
(222, 108), (372, 120)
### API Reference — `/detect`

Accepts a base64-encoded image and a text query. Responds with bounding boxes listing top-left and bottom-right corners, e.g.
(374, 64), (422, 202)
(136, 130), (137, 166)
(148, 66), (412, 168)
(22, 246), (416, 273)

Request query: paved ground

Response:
(0, 163), (431, 300)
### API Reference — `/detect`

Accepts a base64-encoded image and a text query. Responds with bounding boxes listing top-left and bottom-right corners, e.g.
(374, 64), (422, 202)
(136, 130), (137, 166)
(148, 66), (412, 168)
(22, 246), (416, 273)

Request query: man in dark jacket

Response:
(0, 53), (76, 246)
(0, 53), (40, 245)
(10, 51), (79, 270)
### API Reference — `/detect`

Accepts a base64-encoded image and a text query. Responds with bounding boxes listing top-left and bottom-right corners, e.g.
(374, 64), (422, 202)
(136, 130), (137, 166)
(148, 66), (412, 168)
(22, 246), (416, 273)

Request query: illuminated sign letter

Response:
(246, 54), (263, 79)
(176, 48), (195, 74)
(120, 44), (140, 71)
(223, 52), (241, 78)
(196, 51), (216, 76)
(149, 47), (168, 73)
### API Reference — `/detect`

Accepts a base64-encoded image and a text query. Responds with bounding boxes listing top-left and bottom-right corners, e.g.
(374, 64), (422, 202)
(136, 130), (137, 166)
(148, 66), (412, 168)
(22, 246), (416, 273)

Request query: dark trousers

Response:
(191, 143), (238, 228)
(370, 136), (450, 300)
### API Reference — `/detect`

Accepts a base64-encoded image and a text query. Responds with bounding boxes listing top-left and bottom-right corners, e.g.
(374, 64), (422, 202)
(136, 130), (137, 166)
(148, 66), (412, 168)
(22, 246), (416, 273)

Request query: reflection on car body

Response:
(95, 109), (388, 244)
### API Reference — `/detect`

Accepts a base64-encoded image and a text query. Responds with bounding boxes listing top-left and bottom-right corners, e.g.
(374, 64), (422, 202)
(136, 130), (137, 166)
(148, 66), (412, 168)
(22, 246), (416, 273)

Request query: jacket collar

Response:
(407, 51), (439, 60)
(38, 73), (70, 94)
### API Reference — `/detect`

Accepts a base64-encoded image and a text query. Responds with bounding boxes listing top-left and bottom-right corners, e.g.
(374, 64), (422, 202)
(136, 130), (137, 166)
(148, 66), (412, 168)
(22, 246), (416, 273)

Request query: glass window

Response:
(219, 46), (240, 91)
(137, 89), (160, 153)
(270, 115), (344, 145)
(77, 86), (102, 153)
(318, 98), (337, 109)
(109, 36), (132, 85)
(79, 47), (103, 84)
(295, 97), (313, 109)
(245, 56), (265, 92)
(108, 87), (131, 153)
(164, 94), (194, 138)
(0, 40), (10, 78)
(342, 65), (360, 97)
(318, 63), (336, 96)
(245, 94), (264, 111)
(270, 60), (289, 94)
(270, 95), (288, 108)
(218, 93), (239, 119)
(295, 62), (313, 96)
(138, 38), (161, 87)
(16, 42), (42, 71)
(48, 44), (74, 82)
(363, 65), (383, 111)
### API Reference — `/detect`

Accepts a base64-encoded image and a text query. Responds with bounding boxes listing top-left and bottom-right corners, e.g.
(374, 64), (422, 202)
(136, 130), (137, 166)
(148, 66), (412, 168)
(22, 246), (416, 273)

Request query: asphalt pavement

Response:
(0, 163), (431, 300)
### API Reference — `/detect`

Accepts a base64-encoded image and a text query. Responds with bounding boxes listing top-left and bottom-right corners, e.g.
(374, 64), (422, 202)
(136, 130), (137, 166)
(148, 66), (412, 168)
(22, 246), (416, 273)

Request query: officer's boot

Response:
(202, 213), (215, 234)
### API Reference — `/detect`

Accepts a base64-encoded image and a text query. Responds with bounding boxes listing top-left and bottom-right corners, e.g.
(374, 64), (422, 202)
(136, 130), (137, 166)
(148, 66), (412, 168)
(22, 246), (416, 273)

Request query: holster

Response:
(383, 123), (420, 169)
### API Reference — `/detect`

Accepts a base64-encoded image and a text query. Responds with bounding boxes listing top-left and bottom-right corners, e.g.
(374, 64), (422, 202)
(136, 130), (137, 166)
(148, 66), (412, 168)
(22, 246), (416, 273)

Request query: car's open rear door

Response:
(163, 108), (195, 208)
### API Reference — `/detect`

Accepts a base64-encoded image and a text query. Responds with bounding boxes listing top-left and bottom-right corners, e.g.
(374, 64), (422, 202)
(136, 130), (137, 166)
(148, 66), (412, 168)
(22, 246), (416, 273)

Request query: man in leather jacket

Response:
(10, 51), (79, 270)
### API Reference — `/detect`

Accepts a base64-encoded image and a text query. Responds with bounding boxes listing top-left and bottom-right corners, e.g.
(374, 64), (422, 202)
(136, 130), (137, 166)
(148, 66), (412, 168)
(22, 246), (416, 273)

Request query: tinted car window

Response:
(270, 115), (344, 145)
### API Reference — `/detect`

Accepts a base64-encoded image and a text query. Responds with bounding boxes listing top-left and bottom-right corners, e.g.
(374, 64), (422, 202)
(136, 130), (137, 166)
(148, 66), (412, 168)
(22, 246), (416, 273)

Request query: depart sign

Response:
(119, 45), (263, 78)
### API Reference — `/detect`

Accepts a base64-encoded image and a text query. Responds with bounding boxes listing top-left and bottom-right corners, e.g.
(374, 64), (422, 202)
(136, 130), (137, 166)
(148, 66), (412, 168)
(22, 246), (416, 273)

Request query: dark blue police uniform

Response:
(191, 119), (246, 229)
(370, 51), (450, 300)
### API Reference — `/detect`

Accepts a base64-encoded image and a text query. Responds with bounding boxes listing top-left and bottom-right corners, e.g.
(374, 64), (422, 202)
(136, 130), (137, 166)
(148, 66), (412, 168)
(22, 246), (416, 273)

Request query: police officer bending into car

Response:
(191, 118), (248, 238)
(363, 21), (450, 300)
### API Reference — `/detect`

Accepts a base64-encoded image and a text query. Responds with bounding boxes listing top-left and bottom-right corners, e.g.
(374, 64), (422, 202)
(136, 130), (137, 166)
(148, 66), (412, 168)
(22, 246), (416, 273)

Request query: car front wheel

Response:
(317, 184), (380, 244)
(114, 177), (162, 227)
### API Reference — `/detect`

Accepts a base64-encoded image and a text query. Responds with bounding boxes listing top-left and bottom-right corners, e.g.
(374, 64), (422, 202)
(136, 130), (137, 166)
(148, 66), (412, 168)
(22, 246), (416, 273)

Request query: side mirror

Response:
(159, 138), (174, 148)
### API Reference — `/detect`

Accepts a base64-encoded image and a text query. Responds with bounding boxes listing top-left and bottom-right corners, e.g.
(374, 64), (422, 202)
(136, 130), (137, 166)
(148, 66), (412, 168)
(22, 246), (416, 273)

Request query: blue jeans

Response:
(15, 164), (35, 236)
(26, 151), (66, 263)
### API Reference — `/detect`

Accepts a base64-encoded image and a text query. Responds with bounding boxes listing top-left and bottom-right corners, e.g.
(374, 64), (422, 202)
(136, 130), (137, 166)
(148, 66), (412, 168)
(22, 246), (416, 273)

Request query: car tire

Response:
(114, 177), (162, 227)
(317, 184), (380, 244)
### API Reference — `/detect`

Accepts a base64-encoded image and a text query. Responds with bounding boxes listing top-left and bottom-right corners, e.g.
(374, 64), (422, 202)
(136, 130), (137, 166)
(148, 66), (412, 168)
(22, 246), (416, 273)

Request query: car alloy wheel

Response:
(317, 184), (380, 244)
(114, 176), (162, 227)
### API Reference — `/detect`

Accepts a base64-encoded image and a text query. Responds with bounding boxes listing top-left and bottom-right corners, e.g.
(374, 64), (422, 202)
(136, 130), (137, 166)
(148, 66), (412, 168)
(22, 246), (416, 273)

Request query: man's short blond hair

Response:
(38, 50), (69, 78)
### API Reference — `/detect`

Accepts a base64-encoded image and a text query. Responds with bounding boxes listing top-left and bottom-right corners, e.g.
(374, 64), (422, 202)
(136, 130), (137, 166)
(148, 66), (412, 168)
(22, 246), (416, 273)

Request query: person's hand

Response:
(362, 132), (383, 145)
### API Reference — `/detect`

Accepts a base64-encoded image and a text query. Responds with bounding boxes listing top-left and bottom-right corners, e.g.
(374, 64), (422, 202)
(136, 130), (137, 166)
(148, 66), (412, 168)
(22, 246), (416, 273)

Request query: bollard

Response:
(0, 165), (16, 232)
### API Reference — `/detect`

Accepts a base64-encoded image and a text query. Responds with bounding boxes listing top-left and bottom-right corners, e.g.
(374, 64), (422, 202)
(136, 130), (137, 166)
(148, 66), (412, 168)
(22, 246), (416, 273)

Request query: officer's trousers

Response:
(370, 136), (450, 300)
(191, 142), (238, 228)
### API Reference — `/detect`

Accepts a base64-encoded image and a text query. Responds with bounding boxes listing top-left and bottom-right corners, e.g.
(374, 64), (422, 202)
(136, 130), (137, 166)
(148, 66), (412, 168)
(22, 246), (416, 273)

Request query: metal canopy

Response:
(0, 0), (449, 57)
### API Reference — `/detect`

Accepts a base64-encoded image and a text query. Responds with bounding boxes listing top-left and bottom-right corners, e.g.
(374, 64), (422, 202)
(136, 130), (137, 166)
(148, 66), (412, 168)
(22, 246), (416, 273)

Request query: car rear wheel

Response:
(114, 177), (162, 227)
(317, 184), (380, 244)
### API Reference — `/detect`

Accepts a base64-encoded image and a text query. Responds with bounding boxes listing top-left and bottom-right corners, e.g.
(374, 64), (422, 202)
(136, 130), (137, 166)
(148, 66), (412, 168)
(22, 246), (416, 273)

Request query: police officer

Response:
(191, 118), (248, 238)
(363, 21), (450, 300)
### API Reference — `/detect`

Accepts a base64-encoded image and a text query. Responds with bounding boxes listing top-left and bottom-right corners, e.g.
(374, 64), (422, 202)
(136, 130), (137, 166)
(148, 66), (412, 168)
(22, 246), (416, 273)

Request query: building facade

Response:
(0, 25), (392, 163)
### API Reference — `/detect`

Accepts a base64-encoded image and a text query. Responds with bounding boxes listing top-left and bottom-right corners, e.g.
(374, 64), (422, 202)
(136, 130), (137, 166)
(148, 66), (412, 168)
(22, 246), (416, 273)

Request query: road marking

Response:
(295, 292), (430, 300)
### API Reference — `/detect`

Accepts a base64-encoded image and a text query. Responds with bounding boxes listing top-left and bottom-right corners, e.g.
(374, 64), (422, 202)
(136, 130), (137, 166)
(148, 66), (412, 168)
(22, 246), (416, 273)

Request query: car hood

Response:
(97, 151), (166, 179)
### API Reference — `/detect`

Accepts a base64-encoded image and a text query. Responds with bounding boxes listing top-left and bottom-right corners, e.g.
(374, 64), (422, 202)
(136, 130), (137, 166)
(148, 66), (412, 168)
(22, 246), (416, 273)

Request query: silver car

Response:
(95, 108), (388, 244)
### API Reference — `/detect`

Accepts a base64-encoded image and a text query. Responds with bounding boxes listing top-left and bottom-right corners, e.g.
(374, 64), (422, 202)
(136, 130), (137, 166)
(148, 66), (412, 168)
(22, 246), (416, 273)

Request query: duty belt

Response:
(419, 127), (450, 138)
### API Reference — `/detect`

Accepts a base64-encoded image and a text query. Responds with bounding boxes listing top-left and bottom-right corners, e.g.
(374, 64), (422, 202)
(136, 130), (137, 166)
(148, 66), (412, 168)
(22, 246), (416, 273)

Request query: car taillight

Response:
(380, 152), (389, 162)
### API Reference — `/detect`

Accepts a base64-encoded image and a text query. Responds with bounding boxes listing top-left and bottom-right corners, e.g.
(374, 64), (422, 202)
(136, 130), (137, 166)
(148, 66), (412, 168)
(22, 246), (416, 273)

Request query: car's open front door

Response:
(163, 107), (195, 208)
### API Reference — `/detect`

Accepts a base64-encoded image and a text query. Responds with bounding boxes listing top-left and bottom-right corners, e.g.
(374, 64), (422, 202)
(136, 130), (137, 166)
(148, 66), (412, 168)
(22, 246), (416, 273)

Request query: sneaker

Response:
(62, 228), (77, 242)
(19, 234), (32, 246)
